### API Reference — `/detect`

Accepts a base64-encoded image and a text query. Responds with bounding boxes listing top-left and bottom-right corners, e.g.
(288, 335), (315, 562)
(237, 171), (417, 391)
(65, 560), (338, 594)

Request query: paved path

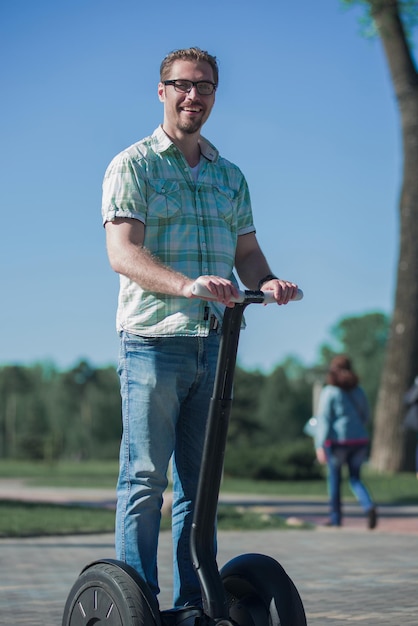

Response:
(1, 479), (417, 534)
(1, 481), (417, 625)
(1, 530), (417, 626)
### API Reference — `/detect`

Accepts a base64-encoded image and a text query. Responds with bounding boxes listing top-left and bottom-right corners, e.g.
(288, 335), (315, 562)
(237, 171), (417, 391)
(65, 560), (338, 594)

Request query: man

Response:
(102, 47), (298, 610)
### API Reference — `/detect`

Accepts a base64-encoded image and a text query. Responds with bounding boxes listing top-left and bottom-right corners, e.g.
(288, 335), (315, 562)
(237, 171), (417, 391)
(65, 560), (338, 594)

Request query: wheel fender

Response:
(220, 553), (306, 626)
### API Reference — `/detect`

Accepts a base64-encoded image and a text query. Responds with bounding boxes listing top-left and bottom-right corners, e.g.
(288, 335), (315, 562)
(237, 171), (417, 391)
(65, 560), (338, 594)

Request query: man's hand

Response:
(185, 275), (239, 307)
(260, 278), (299, 305)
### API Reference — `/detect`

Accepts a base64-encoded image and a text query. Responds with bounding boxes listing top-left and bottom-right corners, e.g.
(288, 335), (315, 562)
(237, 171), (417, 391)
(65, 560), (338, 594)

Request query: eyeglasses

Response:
(163, 79), (217, 96)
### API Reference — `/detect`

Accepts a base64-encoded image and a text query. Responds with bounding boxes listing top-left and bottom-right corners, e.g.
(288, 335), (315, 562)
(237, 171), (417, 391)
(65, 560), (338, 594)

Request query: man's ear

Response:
(158, 82), (165, 102)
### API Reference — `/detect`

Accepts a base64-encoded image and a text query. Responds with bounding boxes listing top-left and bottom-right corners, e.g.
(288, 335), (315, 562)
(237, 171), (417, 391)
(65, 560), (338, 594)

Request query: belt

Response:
(209, 315), (219, 330)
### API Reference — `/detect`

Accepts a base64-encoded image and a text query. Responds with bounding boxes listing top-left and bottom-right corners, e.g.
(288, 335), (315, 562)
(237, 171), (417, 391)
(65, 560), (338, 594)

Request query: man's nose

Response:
(187, 85), (200, 97)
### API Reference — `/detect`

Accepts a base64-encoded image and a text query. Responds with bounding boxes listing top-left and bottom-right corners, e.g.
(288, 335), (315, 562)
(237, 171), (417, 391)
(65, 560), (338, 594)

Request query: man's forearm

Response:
(236, 252), (273, 290)
(109, 243), (192, 296)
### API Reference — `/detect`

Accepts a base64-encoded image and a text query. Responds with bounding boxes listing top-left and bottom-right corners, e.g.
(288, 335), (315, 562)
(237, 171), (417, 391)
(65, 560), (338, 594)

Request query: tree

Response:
(257, 364), (311, 444)
(228, 366), (266, 446)
(0, 366), (33, 458)
(344, 0), (418, 470)
(225, 363), (317, 480)
(88, 366), (122, 459)
(57, 360), (121, 460)
(15, 365), (53, 460)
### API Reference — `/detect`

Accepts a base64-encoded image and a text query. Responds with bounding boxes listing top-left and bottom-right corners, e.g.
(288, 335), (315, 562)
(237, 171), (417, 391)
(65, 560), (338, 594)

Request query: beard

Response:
(176, 117), (204, 135)
(175, 105), (207, 135)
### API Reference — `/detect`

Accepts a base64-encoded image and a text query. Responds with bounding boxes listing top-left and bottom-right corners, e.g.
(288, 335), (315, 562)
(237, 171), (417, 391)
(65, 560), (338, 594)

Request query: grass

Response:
(1, 459), (417, 504)
(0, 459), (416, 537)
(216, 504), (311, 530)
(0, 459), (120, 487)
(0, 500), (116, 537)
(222, 471), (418, 505)
(0, 500), (308, 538)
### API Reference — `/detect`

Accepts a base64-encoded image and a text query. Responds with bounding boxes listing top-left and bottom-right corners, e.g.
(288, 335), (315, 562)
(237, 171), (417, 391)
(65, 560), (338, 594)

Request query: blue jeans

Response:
(116, 331), (220, 607)
(325, 444), (374, 526)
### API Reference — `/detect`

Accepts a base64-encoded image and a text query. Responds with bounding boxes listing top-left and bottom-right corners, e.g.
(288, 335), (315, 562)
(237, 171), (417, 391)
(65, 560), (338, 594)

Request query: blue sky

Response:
(1, 0), (408, 372)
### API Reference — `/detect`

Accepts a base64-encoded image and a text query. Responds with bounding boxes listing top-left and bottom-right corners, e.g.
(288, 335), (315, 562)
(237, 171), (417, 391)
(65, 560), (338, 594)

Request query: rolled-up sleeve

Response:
(102, 152), (147, 225)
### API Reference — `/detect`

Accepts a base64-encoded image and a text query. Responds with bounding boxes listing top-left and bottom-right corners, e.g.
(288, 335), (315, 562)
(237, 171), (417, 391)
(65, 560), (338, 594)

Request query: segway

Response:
(62, 280), (306, 626)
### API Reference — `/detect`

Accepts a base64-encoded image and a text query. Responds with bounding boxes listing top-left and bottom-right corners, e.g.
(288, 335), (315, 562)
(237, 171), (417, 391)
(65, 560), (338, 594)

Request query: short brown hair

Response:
(160, 47), (219, 85)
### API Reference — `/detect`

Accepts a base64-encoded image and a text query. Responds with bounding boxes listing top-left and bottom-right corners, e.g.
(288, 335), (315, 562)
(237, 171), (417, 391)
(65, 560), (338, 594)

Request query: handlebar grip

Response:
(252, 288), (304, 303)
(191, 280), (303, 303)
(191, 281), (245, 302)
(292, 289), (304, 301)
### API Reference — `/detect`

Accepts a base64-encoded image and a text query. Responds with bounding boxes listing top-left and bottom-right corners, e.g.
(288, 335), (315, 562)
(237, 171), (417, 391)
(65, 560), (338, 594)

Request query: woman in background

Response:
(315, 355), (377, 529)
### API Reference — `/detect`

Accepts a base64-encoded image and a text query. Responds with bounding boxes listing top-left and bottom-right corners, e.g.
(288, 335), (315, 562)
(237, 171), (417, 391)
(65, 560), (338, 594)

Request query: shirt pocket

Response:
(212, 185), (236, 225)
(147, 179), (182, 220)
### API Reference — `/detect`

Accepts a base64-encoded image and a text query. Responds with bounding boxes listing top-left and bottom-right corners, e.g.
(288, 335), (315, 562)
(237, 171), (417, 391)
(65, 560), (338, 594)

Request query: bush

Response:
(225, 438), (322, 481)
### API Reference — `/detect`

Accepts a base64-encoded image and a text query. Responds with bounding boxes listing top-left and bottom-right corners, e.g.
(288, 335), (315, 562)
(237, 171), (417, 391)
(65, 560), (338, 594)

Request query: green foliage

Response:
(341, 0), (418, 42)
(56, 361), (122, 460)
(257, 364), (312, 445)
(0, 361), (121, 462)
(0, 309), (390, 477)
(228, 367), (266, 446)
(224, 439), (322, 481)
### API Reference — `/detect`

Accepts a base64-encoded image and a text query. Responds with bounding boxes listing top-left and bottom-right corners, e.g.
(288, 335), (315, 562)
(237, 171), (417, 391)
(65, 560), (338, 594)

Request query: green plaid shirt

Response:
(102, 126), (255, 336)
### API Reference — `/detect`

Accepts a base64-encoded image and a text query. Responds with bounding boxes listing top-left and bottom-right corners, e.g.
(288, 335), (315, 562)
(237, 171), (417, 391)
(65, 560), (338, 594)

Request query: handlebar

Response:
(191, 280), (303, 304)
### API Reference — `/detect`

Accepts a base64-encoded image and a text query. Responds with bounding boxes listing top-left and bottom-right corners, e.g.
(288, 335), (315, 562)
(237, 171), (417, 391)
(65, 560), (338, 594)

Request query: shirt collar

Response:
(153, 125), (219, 162)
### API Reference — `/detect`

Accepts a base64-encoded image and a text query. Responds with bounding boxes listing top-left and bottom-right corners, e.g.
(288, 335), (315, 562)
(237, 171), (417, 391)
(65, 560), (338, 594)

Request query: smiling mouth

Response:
(181, 106), (202, 114)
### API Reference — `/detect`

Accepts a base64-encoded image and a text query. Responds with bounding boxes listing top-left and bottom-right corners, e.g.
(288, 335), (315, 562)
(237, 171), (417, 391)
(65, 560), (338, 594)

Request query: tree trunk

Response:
(368, 0), (418, 471)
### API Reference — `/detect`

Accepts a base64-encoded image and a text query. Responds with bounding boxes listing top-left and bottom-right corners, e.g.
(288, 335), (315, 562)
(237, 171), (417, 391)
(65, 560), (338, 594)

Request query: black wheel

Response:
(62, 559), (161, 626)
(220, 553), (306, 626)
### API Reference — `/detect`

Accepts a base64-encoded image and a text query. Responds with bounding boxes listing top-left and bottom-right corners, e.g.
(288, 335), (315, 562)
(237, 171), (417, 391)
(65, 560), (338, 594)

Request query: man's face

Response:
(158, 59), (216, 137)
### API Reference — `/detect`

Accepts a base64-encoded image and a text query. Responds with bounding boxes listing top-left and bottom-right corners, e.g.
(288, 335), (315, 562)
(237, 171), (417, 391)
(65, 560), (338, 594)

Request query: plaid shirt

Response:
(102, 126), (255, 336)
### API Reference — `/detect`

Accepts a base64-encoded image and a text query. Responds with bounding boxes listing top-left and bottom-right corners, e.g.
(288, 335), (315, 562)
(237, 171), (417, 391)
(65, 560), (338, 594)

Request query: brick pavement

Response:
(0, 481), (417, 625)
(1, 528), (417, 626)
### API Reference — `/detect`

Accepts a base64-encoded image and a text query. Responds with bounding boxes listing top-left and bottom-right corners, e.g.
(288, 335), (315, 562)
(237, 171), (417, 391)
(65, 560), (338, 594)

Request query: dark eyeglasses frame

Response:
(163, 79), (217, 95)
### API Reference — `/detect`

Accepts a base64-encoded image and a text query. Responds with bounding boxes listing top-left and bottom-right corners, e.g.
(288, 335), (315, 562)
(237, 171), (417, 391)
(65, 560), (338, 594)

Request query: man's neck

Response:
(162, 126), (201, 167)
